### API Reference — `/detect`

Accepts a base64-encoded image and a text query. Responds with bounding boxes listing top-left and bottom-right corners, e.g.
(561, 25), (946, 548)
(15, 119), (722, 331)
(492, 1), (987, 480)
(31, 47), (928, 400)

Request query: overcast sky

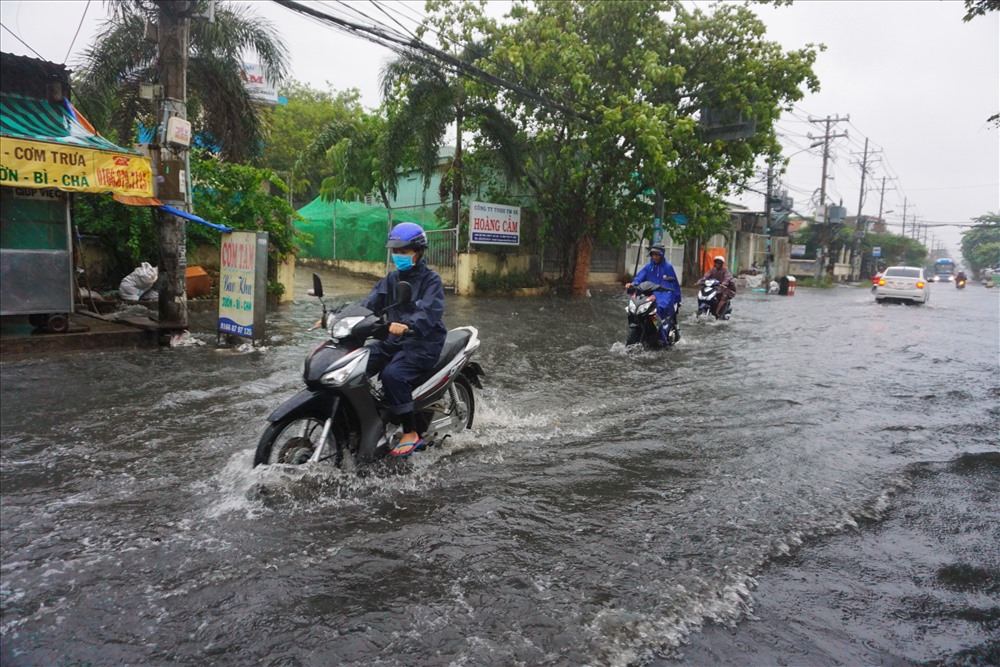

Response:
(2, 0), (997, 256)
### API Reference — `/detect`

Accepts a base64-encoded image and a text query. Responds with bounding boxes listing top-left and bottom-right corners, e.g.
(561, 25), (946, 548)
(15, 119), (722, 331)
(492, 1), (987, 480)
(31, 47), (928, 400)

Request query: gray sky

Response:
(2, 0), (997, 257)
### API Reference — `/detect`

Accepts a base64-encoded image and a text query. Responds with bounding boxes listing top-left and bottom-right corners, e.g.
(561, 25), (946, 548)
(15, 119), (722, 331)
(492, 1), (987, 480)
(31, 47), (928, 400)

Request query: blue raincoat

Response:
(362, 259), (447, 414)
(633, 257), (682, 326)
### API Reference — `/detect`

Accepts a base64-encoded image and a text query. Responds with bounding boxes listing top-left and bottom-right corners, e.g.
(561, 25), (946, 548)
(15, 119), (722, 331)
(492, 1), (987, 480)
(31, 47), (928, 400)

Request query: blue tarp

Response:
(158, 204), (233, 232)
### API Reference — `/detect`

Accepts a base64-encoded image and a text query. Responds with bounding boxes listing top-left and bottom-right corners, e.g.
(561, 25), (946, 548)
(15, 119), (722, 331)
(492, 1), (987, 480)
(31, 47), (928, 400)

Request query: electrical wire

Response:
(64, 0), (92, 63)
(0, 22), (45, 60)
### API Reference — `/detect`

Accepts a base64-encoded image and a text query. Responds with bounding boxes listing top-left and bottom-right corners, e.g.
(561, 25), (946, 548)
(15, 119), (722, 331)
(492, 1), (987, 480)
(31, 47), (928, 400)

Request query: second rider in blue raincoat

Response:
(625, 243), (682, 343)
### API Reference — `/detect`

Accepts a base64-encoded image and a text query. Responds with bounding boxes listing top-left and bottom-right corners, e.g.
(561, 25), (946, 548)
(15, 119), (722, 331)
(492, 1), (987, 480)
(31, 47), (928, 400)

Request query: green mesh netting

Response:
(295, 197), (448, 262)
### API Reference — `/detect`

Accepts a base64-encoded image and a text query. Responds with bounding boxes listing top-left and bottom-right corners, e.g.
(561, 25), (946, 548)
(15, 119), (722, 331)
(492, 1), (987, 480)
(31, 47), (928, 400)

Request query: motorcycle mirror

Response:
(308, 273), (324, 298)
(395, 281), (412, 306)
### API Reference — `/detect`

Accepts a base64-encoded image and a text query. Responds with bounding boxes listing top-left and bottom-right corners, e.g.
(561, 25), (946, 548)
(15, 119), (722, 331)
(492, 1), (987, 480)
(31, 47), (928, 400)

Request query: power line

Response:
(273, 0), (595, 122)
(0, 22), (45, 60)
(64, 0), (92, 63)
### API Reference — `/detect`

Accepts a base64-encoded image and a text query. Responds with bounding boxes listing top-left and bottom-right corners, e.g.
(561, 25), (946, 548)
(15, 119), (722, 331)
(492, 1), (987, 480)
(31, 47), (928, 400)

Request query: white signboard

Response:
(470, 201), (521, 245)
(218, 231), (267, 339)
(240, 63), (278, 105)
(790, 244), (807, 257)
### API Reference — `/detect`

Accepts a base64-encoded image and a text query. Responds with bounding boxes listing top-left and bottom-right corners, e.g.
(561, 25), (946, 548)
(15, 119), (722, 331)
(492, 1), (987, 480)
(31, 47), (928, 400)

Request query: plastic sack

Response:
(119, 262), (158, 301)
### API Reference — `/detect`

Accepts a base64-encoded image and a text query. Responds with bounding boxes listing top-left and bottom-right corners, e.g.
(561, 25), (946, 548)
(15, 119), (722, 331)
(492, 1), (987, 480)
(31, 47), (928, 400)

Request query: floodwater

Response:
(1, 267), (997, 666)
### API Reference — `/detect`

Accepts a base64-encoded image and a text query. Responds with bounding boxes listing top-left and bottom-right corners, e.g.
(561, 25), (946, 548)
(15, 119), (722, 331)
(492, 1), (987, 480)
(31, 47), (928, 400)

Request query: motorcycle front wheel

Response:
(626, 326), (642, 345)
(254, 414), (344, 467)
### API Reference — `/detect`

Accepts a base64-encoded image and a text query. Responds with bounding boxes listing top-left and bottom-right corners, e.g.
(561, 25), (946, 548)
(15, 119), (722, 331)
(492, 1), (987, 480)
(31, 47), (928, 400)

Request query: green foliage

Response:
(861, 231), (928, 266)
(794, 275), (836, 288)
(960, 213), (1000, 274)
(426, 0), (820, 282)
(73, 193), (157, 282)
(258, 81), (363, 201)
(74, 0), (288, 161)
(471, 268), (544, 294)
(191, 151), (304, 260)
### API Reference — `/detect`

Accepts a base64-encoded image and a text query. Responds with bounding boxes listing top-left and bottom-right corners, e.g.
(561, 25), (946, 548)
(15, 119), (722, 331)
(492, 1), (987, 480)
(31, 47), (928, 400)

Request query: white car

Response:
(874, 266), (929, 305)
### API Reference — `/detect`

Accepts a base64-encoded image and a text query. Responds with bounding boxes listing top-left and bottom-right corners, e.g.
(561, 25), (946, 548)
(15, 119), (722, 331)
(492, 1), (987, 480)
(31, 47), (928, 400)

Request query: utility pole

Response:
(764, 160), (773, 289)
(808, 114), (849, 280)
(153, 1), (191, 328)
(877, 176), (889, 222)
(849, 137), (873, 280)
(901, 197), (908, 238)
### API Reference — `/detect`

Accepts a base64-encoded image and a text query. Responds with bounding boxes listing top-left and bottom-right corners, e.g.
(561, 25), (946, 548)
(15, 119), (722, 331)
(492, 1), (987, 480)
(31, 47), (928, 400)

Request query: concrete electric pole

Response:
(808, 114), (849, 280)
(153, 1), (191, 328)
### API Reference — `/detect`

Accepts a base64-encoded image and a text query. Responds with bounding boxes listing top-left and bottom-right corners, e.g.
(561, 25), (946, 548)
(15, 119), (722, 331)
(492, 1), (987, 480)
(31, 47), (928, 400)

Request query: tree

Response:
(860, 231), (927, 267)
(960, 212), (1000, 276)
(74, 0), (288, 162)
(442, 0), (819, 294)
(962, 1), (1000, 127)
(258, 81), (363, 203)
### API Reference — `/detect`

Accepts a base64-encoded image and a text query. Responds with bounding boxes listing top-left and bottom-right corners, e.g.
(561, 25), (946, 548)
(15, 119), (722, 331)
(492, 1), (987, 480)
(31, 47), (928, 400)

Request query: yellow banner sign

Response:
(0, 136), (153, 197)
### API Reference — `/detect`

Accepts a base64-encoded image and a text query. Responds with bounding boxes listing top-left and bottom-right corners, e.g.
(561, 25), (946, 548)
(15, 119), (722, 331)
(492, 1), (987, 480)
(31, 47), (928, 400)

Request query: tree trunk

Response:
(571, 227), (594, 298)
(682, 237), (701, 287)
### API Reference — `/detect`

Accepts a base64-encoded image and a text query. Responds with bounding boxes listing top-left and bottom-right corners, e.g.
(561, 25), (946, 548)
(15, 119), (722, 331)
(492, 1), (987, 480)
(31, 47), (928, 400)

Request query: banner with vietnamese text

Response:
(0, 136), (153, 197)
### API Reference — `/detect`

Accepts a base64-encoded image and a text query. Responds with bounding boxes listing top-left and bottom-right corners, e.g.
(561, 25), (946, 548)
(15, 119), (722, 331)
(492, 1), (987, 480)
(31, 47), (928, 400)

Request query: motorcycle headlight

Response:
(320, 351), (366, 386)
(636, 301), (654, 316)
(627, 301), (637, 314)
(330, 315), (364, 339)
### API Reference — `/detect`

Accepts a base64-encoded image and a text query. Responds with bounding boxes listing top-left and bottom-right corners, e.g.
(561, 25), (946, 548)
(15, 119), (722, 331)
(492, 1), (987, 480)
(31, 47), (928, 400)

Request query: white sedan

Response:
(875, 266), (930, 305)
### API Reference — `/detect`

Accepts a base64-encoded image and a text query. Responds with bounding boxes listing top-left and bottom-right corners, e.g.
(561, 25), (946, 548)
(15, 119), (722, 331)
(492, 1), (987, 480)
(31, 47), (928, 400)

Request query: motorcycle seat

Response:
(415, 329), (472, 385)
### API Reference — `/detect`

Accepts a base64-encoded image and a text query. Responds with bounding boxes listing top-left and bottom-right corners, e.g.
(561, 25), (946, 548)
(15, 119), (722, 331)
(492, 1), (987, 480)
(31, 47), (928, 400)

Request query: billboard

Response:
(470, 201), (521, 245)
(240, 63), (278, 105)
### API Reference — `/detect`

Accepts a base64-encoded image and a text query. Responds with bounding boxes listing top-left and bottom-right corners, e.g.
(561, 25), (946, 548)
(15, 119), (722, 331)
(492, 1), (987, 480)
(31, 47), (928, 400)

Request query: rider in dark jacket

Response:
(363, 222), (447, 457)
(698, 255), (736, 317)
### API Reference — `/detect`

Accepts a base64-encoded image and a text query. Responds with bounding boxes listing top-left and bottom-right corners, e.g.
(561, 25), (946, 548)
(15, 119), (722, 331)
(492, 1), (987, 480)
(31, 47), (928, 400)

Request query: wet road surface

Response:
(2, 268), (997, 665)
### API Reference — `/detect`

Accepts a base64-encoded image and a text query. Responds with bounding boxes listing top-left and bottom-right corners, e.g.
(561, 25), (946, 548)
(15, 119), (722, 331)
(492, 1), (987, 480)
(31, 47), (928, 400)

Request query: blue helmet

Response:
(386, 222), (428, 250)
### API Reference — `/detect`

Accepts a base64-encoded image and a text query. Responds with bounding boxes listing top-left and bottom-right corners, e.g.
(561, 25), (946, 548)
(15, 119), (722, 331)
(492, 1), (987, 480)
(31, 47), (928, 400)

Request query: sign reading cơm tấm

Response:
(0, 136), (153, 197)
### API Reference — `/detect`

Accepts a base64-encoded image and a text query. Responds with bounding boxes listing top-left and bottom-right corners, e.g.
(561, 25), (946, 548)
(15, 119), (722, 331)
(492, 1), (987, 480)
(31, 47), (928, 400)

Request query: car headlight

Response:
(330, 315), (365, 339)
(320, 351), (366, 386)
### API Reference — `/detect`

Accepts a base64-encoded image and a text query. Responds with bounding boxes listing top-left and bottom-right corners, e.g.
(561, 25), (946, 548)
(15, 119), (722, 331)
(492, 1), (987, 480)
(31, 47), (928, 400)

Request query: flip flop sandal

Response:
(390, 438), (423, 457)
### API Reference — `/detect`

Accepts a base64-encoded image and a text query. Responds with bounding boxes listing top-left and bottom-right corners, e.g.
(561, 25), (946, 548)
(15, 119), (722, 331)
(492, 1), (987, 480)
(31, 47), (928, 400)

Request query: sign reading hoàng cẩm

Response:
(470, 201), (521, 245)
(0, 136), (153, 197)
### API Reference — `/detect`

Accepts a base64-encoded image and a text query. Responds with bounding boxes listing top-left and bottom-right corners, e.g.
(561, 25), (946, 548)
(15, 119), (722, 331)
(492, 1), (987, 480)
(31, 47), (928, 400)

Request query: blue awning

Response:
(158, 204), (233, 232)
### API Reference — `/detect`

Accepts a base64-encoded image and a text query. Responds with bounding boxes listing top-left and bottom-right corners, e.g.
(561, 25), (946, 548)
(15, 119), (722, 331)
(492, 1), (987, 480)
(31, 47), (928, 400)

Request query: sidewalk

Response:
(0, 310), (159, 356)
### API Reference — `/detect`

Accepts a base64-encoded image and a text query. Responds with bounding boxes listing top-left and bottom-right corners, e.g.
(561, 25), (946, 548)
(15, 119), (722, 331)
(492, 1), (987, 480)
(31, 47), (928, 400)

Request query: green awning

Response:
(0, 93), (138, 154)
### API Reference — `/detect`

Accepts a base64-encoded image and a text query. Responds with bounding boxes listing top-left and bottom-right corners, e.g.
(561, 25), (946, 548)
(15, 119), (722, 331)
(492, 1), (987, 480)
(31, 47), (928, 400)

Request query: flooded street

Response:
(2, 267), (998, 666)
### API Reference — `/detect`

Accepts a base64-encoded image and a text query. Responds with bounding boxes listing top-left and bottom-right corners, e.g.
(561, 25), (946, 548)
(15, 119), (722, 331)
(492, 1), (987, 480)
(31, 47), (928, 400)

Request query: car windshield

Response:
(885, 268), (921, 278)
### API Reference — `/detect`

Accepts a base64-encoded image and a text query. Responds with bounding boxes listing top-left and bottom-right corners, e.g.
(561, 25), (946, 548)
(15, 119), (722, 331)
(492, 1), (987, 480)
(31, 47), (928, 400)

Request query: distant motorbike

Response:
(956, 277), (967, 289)
(254, 274), (484, 473)
(696, 279), (733, 320)
(626, 280), (680, 348)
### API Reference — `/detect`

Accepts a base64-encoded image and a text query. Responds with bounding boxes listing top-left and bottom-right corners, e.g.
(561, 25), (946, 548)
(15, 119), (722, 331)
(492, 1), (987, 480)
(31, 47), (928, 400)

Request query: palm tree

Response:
(74, 0), (288, 162)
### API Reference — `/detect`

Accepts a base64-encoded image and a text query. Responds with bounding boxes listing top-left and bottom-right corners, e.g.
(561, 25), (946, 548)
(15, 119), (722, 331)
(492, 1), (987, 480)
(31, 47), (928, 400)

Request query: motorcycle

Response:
(254, 273), (484, 473)
(956, 277), (967, 289)
(696, 278), (733, 320)
(626, 280), (680, 347)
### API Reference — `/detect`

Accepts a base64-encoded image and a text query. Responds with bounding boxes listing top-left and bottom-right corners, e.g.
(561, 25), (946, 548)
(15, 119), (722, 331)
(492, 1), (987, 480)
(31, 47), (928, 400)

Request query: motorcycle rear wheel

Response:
(427, 375), (476, 433)
(254, 414), (345, 467)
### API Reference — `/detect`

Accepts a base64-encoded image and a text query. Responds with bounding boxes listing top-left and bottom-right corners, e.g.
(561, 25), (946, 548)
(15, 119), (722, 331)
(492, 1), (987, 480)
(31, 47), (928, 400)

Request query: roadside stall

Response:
(0, 53), (153, 332)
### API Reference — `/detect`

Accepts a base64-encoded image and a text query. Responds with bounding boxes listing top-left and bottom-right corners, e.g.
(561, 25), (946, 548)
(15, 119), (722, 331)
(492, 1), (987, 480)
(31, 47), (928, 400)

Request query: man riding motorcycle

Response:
(362, 222), (447, 457)
(698, 255), (736, 318)
(625, 244), (682, 342)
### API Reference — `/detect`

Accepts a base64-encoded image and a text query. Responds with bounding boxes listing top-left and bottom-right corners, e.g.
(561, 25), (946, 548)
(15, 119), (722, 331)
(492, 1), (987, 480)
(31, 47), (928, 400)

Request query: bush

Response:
(794, 275), (836, 288)
(472, 269), (544, 294)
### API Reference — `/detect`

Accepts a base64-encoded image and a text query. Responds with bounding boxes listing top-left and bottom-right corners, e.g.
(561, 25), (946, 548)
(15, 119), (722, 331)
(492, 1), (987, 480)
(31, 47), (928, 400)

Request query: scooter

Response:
(956, 277), (967, 289)
(626, 280), (680, 347)
(696, 279), (733, 320)
(253, 274), (484, 472)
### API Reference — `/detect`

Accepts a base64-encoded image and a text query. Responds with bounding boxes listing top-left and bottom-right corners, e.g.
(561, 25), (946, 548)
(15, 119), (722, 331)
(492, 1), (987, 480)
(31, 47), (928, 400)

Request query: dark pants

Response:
(366, 342), (435, 416)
